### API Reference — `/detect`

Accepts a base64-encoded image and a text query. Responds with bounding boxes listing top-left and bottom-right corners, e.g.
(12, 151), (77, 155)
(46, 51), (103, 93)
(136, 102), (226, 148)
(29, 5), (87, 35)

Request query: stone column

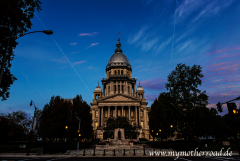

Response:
(115, 106), (117, 118)
(101, 106), (104, 127)
(133, 84), (135, 96)
(102, 83), (105, 96)
(98, 107), (100, 127)
(144, 108), (147, 129)
(128, 106), (131, 121)
(138, 106), (141, 128)
(135, 106), (138, 126)
(121, 106), (124, 116)
(120, 81), (122, 93)
(130, 83), (132, 96)
(108, 106), (110, 118)
(125, 81), (127, 94)
(116, 81), (118, 93)
(110, 81), (113, 94)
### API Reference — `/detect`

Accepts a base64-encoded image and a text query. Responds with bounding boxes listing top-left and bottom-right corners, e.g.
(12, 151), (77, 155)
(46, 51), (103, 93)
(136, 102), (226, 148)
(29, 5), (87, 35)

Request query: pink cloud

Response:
(70, 42), (77, 45)
(86, 43), (99, 49)
(72, 60), (85, 65)
(207, 46), (240, 55)
(87, 66), (93, 69)
(79, 32), (98, 37)
(51, 58), (67, 63)
(145, 94), (159, 101)
(141, 79), (165, 90)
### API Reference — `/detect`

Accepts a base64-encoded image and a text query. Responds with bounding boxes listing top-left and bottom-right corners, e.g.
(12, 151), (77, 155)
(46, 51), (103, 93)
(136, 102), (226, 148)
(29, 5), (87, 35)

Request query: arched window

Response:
(121, 70), (123, 75)
(115, 70), (117, 75)
(118, 70), (120, 75)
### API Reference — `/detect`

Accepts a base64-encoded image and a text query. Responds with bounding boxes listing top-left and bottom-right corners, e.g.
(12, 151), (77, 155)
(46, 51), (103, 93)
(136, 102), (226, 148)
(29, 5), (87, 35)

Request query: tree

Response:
(68, 95), (93, 140)
(149, 92), (180, 140)
(0, 111), (32, 142)
(103, 117), (139, 139)
(149, 64), (212, 140)
(39, 96), (71, 141)
(0, 0), (42, 101)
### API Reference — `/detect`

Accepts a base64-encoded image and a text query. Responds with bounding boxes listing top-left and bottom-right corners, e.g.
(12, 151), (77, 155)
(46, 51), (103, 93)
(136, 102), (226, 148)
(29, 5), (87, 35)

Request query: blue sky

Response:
(1, 0), (240, 116)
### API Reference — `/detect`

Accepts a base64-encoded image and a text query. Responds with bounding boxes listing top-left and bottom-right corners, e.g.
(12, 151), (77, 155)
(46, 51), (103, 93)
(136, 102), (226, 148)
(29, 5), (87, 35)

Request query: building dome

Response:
(137, 82), (144, 91)
(106, 39), (131, 71)
(94, 84), (101, 92)
(137, 86), (144, 91)
(107, 52), (130, 65)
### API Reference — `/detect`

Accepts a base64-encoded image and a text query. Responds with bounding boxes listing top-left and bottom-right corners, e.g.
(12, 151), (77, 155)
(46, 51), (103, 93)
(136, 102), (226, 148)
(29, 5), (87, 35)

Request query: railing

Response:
(70, 148), (152, 156)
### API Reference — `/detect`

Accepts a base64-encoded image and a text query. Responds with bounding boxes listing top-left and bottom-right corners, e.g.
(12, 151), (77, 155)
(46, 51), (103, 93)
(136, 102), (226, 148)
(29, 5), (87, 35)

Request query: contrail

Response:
(34, 13), (93, 97)
(170, 0), (177, 64)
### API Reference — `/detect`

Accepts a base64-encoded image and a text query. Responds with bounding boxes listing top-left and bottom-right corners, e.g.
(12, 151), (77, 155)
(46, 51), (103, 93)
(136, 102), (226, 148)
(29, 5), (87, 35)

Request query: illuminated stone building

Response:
(90, 39), (151, 139)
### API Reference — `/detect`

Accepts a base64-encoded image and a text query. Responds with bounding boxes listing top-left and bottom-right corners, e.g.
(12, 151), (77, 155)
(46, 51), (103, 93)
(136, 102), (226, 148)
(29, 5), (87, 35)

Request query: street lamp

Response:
(0, 30), (53, 86)
(159, 129), (161, 132)
(65, 126), (68, 130)
(170, 125), (173, 128)
(27, 100), (37, 156)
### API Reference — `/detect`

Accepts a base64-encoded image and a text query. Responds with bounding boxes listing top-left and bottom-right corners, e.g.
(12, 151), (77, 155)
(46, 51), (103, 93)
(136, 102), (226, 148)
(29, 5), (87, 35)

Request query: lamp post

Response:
(65, 126), (68, 142)
(0, 30), (53, 86)
(26, 100), (37, 156)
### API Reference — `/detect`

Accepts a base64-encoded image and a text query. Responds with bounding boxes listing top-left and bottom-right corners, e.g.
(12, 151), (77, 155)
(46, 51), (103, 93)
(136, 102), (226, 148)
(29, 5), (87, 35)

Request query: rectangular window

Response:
(105, 111), (108, 118)
(110, 110), (113, 117)
(131, 111), (133, 117)
(95, 111), (98, 118)
(141, 121), (144, 127)
(104, 122), (107, 127)
(95, 122), (98, 128)
(141, 111), (143, 117)
(118, 110), (121, 116)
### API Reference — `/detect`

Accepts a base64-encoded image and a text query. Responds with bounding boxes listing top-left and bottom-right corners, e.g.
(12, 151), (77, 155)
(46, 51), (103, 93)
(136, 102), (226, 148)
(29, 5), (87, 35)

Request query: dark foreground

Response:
(0, 156), (240, 161)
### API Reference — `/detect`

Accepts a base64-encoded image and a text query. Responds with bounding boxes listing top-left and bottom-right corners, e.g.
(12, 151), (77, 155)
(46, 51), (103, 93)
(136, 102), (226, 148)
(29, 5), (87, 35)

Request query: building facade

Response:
(90, 39), (151, 139)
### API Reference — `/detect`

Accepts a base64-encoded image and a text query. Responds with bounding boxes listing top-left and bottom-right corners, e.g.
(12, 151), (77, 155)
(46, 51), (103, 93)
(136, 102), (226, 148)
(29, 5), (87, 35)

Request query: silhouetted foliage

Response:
(149, 64), (225, 140)
(103, 117), (139, 139)
(68, 95), (93, 140)
(0, 111), (32, 142)
(39, 95), (93, 141)
(39, 96), (71, 140)
(0, 0), (42, 100)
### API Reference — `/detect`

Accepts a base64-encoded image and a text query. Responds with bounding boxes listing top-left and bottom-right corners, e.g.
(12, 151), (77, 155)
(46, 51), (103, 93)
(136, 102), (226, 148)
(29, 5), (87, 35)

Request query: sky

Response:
(1, 0), (240, 116)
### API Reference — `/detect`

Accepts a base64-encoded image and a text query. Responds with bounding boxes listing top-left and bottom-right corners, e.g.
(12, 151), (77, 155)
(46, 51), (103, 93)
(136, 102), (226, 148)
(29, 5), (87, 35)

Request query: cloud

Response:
(193, 0), (234, 22)
(128, 27), (147, 44)
(51, 58), (67, 63)
(86, 43), (99, 49)
(70, 42), (77, 45)
(154, 37), (172, 53)
(178, 40), (192, 52)
(70, 51), (79, 54)
(207, 46), (240, 55)
(79, 32), (98, 37)
(87, 66), (93, 69)
(175, 0), (234, 23)
(72, 60), (85, 65)
(141, 38), (159, 51)
(145, 94), (159, 101)
(141, 79), (166, 91)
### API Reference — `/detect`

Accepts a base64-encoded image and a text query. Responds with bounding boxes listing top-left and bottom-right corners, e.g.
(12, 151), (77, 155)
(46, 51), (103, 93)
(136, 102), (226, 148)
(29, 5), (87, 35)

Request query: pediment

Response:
(98, 94), (139, 102)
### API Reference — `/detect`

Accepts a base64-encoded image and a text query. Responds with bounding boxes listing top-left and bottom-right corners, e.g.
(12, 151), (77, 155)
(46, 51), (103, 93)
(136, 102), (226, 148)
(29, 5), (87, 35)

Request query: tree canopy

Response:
(149, 63), (225, 140)
(38, 95), (93, 141)
(0, 0), (42, 100)
(103, 117), (139, 139)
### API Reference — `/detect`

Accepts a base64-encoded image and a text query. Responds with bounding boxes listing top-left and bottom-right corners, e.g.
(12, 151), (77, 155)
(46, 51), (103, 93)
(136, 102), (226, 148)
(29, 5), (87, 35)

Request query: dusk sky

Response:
(1, 0), (240, 116)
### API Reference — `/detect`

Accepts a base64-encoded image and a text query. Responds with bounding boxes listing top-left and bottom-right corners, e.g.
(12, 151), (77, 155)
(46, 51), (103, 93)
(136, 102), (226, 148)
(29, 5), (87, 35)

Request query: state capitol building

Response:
(90, 39), (151, 139)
